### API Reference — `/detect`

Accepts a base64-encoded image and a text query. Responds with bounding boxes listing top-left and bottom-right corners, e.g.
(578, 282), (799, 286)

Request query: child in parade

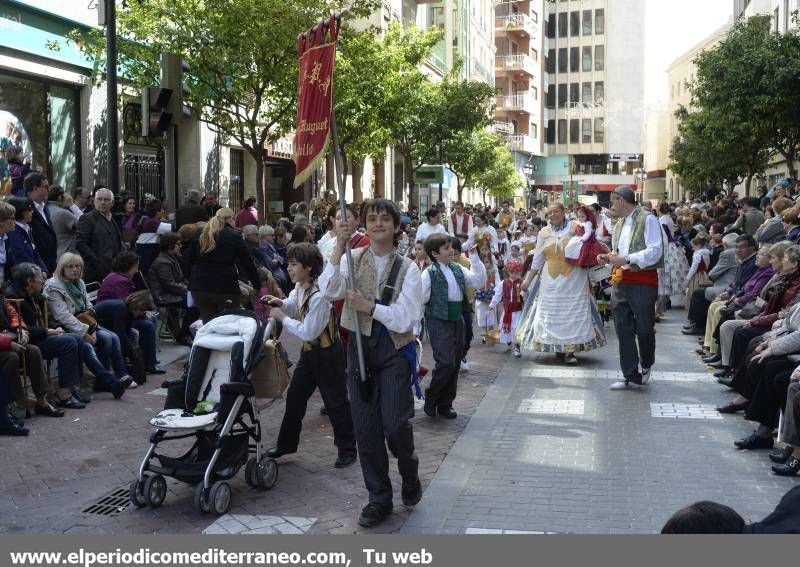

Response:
(451, 237), (476, 372)
(685, 234), (711, 305)
(262, 243), (357, 469)
(567, 205), (608, 268)
(475, 236), (501, 343)
(421, 233), (486, 418)
(490, 258), (525, 358)
(320, 198), (424, 528)
(496, 227), (511, 268)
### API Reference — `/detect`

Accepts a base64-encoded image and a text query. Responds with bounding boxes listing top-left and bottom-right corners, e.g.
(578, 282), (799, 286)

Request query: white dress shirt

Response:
(33, 200), (49, 225)
(616, 209), (663, 269)
(421, 252), (486, 303)
(448, 213), (473, 238)
(415, 222), (447, 243)
(319, 248), (423, 334)
(465, 225), (499, 252)
(280, 283), (332, 343)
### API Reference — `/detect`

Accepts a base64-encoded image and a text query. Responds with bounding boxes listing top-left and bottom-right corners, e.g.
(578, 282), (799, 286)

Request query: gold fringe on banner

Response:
(293, 131), (330, 188)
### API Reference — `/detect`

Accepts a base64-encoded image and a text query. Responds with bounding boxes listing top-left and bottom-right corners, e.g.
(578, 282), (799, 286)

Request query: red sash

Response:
(501, 279), (523, 332)
(619, 269), (658, 287)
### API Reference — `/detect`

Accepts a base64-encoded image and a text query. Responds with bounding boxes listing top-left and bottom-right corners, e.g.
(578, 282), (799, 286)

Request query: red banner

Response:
(293, 15), (337, 188)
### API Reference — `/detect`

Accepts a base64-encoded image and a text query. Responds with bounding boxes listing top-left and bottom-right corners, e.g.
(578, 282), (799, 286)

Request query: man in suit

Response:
(24, 172), (57, 274)
(175, 189), (209, 229)
(45, 185), (77, 258)
(683, 234), (757, 335)
(75, 188), (124, 284)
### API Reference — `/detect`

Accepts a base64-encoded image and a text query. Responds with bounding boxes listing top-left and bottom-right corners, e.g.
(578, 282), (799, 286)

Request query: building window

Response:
(595, 45), (605, 71)
(558, 12), (568, 37)
(531, 48), (538, 61)
(546, 119), (556, 144)
(531, 124), (538, 139)
(546, 13), (555, 38)
(595, 81), (605, 103)
(570, 11), (580, 36)
(531, 10), (538, 23)
(545, 85), (555, 108)
(582, 82), (592, 103)
(582, 10), (592, 35)
(569, 83), (579, 104)
(570, 119), (579, 144)
(582, 119), (592, 143)
(595, 9), (605, 34)
(531, 86), (538, 100)
(570, 47), (579, 72)
(546, 49), (556, 73)
(558, 47), (568, 73)
(558, 83), (568, 108)
(582, 46), (592, 71)
(594, 117), (605, 143)
(558, 119), (568, 144)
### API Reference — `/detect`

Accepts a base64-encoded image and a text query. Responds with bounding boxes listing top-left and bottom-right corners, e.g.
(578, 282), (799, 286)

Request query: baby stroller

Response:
(129, 309), (278, 516)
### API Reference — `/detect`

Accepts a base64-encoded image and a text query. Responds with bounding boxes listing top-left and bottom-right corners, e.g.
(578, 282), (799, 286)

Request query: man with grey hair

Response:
(597, 186), (664, 390)
(176, 189), (209, 229)
(75, 188), (124, 284)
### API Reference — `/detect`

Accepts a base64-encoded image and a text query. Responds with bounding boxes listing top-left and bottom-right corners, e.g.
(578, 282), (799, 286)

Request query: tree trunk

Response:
(481, 188), (487, 205)
(403, 156), (414, 208)
(352, 158), (363, 202)
(253, 151), (265, 223)
(787, 148), (797, 181)
(745, 174), (753, 198)
(374, 159), (385, 198)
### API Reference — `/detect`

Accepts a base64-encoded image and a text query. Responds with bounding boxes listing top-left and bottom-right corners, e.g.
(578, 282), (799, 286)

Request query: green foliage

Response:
(471, 143), (524, 202)
(445, 129), (505, 201)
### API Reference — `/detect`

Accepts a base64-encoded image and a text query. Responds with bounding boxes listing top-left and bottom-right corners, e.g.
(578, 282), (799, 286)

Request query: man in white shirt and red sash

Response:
(448, 201), (473, 243)
(598, 186), (664, 390)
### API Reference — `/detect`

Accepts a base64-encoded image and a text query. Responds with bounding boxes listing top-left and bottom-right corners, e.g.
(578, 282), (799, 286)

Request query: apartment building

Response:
(537, 0), (645, 205)
(736, 0), (800, 32)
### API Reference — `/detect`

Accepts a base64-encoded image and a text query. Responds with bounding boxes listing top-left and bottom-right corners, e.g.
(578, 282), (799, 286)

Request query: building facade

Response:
(536, 0), (645, 206)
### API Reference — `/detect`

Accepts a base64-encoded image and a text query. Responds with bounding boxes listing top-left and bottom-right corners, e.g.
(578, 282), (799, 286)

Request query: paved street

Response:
(1, 308), (798, 534)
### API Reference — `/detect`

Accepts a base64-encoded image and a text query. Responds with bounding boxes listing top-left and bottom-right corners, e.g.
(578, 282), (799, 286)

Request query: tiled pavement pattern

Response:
(0, 332), (508, 534)
(4, 308), (800, 534)
(403, 313), (800, 534)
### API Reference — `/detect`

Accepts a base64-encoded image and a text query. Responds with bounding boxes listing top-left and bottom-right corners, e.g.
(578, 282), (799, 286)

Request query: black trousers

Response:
(687, 288), (711, 327)
(730, 326), (769, 371)
(426, 317), (465, 411)
(348, 334), (419, 506)
(746, 366), (793, 429)
(276, 344), (355, 455)
(611, 284), (657, 379)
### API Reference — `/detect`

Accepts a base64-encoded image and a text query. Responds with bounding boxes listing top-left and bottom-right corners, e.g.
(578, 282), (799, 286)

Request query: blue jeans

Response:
(132, 318), (157, 369)
(36, 334), (81, 389)
(93, 328), (128, 380)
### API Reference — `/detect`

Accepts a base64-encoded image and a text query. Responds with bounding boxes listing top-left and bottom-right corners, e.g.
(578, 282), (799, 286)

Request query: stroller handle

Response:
(264, 317), (277, 341)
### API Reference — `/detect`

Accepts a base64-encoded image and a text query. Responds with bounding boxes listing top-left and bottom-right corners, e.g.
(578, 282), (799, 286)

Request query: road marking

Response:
(517, 398), (584, 415)
(650, 402), (722, 419)
(520, 368), (710, 382)
(465, 528), (560, 534)
(203, 514), (316, 534)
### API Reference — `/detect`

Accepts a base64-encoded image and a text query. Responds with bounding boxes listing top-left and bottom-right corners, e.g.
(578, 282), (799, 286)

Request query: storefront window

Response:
(0, 72), (80, 191)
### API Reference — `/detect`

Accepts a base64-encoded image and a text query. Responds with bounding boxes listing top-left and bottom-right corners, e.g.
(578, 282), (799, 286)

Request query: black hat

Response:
(8, 197), (34, 220)
(425, 208), (440, 220)
(613, 186), (637, 205)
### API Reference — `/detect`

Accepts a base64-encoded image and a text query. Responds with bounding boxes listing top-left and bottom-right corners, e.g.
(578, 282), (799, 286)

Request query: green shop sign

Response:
(0, 0), (93, 70)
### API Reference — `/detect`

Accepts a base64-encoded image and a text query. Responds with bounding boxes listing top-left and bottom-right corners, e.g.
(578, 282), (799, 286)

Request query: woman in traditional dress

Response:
(517, 203), (606, 364)
(656, 203), (690, 320)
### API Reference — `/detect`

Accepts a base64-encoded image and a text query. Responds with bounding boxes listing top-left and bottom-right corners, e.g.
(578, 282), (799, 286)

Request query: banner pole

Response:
(330, 108), (369, 397)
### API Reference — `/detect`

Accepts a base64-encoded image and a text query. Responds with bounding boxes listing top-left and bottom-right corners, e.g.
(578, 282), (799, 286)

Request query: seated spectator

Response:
(0, 201), (15, 287)
(95, 291), (160, 383)
(0, 293), (63, 418)
(43, 253), (133, 397)
(147, 232), (195, 345)
(756, 197), (793, 244)
(119, 196), (142, 248)
(235, 197), (259, 228)
(5, 198), (48, 276)
(134, 199), (171, 274)
(97, 250), (141, 303)
(5, 262), (88, 410)
(242, 224), (270, 270)
(75, 188), (124, 285)
(258, 225), (289, 290)
(783, 207), (800, 243)
(254, 267), (284, 324)
(771, 380), (800, 477)
(726, 197), (764, 236)
(177, 222), (199, 276)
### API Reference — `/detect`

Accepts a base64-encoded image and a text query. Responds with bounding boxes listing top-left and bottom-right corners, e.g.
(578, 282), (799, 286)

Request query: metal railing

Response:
(506, 134), (536, 153)
(495, 54), (537, 76)
(496, 13), (536, 36)
(496, 93), (534, 112)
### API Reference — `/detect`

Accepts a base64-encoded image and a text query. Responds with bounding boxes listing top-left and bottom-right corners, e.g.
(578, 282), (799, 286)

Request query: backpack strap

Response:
(379, 254), (404, 306)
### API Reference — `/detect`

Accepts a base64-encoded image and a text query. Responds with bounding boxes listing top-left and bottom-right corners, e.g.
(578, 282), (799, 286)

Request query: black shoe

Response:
(147, 365), (167, 375)
(682, 323), (694, 330)
(320, 406), (328, 416)
(772, 457), (800, 476)
(769, 445), (794, 464)
(681, 326), (702, 335)
(708, 361), (728, 370)
(734, 432), (774, 450)
(334, 451), (357, 468)
(438, 407), (458, 419)
(112, 376), (133, 400)
(55, 396), (86, 409)
(423, 401), (437, 417)
(714, 368), (731, 379)
(71, 390), (92, 404)
(357, 502), (393, 528)
(401, 478), (423, 507)
(0, 421), (29, 436)
(266, 447), (295, 459)
(718, 378), (734, 389)
(718, 401), (749, 414)
(702, 354), (721, 364)
(34, 403), (65, 418)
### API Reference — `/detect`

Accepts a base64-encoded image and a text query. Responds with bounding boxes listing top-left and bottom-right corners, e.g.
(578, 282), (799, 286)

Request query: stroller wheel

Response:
(129, 475), (148, 508)
(193, 483), (210, 514)
(256, 457), (278, 490)
(144, 474), (167, 508)
(209, 481), (232, 516)
(245, 457), (258, 488)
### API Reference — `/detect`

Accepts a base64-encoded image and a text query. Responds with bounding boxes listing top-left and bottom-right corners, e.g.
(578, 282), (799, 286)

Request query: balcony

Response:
(495, 93), (535, 114)
(495, 54), (537, 77)
(495, 13), (536, 38)
(506, 134), (537, 153)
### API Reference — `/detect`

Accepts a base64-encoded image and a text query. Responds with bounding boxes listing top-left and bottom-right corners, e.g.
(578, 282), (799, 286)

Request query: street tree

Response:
(57, 0), (377, 218)
(445, 129), (505, 203)
(471, 143), (523, 205)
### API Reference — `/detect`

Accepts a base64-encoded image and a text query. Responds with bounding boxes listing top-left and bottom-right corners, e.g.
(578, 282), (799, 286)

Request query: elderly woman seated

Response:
(4, 262), (88, 411)
(43, 253), (133, 398)
(146, 232), (197, 345)
(770, 379), (800, 477)
(98, 250), (161, 373)
(95, 291), (158, 384)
